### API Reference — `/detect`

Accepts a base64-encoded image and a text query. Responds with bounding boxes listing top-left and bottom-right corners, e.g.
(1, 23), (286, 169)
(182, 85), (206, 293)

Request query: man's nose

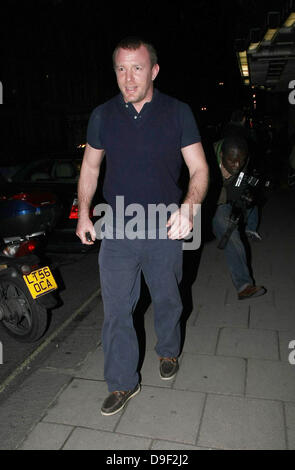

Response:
(126, 69), (134, 81)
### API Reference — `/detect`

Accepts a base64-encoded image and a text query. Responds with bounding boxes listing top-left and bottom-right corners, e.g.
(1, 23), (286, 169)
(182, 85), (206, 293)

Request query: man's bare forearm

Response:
(180, 142), (209, 217)
(78, 165), (100, 218)
(183, 167), (209, 214)
(76, 144), (105, 244)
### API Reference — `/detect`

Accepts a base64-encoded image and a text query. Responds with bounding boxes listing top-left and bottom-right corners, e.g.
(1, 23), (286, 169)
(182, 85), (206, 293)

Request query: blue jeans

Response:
(212, 204), (253, 292)
(98, 236), (183, 392)
(246, 206), (259, 232)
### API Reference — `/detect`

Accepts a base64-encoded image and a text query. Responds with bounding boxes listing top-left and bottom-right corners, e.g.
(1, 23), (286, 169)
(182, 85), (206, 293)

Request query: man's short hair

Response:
(112, 36), (158, 68)
(221, 135), (248, 157)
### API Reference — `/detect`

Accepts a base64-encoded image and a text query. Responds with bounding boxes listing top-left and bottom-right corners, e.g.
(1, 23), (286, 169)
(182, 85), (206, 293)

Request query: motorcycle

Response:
(0, 231), (58, 342)
(0, 190), (60, 342)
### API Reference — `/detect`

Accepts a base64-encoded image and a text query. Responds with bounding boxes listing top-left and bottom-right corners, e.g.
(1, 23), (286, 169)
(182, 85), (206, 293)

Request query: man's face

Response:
(114, 45), (159, 109)
(222, 148), (247, 176)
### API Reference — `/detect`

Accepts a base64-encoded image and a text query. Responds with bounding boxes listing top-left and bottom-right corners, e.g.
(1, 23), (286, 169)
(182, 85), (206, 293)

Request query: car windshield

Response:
(12, 159), (81, 183)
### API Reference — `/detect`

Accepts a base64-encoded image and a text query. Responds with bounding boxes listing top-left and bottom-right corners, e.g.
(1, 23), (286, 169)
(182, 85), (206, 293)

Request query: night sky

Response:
(0, 0), (288, 157)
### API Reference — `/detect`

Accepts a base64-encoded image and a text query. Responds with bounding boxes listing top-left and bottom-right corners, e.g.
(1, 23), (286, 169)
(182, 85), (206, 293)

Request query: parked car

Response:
(1, 157), (103, 252)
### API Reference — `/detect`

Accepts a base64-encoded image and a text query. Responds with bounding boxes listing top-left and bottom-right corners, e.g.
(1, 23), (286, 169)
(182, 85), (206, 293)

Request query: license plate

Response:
(23, 266), (58, 299)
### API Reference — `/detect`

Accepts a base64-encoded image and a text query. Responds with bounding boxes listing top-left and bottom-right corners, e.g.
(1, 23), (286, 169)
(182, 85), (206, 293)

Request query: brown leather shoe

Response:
(238, 285), (266, 300)
(101, 383), (141, 416)
(159, 357), (179, 380)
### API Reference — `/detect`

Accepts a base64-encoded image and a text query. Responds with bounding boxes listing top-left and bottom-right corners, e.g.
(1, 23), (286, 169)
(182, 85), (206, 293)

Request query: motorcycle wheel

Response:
(0, 276), (48, 342)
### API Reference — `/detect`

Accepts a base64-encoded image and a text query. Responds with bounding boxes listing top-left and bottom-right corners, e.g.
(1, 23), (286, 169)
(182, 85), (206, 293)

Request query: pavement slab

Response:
(216, 327), (279, 360)
(174, 353), (246, 395)
(63, 427), (152, 450)
(198, 394), (286, 450)
(116, 386), (205, 445)
(181, 326), (219, 355)
(195, 304), (249, 329)
(285, 403), (295, 450)
(43, 378), (121, 431)
(0, 369), (71, 450)
(250, 302), (295, 331)
(19, 422), (73, 450)
(246, 359), (295, 402)
(74, 345), (105, 380)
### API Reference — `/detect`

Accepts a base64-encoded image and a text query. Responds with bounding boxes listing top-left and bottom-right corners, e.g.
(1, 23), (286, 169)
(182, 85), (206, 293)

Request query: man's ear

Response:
(152, 64), (160, 81)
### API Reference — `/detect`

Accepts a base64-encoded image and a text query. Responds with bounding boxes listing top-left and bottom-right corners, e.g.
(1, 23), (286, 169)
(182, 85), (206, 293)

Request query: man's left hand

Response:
(166, 205), (193, 240)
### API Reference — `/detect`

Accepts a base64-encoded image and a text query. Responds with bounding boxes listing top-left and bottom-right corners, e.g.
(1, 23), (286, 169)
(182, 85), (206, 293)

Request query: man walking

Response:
(76, 37), (209, 416)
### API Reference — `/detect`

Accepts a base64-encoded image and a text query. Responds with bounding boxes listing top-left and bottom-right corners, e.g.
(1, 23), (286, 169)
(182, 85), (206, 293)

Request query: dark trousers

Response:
(98, 236), (183, 392)
(212, 204), (253, 292)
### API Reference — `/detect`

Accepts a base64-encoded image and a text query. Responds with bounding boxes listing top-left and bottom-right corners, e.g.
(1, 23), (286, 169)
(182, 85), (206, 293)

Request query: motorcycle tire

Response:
(0, 276), (48, 342)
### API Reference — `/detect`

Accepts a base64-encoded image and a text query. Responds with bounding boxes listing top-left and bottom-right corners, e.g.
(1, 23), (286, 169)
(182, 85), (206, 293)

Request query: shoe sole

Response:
(246, 232), (262, 241)
(239, 289), (266, 300)
(159, 366), (179, 381)
(101, 384), (141, 416)
(159, 372), (177, 380)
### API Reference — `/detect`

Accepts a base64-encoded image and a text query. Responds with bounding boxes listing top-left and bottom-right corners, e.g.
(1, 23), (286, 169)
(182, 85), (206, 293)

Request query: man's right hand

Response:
(76, 217), (96, 245)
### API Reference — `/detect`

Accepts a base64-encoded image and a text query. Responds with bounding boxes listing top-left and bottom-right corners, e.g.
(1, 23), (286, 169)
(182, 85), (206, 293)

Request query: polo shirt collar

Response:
(118, 88), (159, 115)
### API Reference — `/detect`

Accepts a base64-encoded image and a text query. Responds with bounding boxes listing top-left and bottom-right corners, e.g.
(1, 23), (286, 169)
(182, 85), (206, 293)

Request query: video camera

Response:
(218, 170), (270, 250)
(226, 170), (261, 206)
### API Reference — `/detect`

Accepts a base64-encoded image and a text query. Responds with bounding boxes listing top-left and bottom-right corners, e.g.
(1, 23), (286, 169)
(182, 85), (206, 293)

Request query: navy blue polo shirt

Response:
(87, 89), (201, 212)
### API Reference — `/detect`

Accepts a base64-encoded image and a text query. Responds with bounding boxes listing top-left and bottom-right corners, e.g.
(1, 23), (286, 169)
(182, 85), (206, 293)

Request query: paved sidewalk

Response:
(0, 189), (295, 450)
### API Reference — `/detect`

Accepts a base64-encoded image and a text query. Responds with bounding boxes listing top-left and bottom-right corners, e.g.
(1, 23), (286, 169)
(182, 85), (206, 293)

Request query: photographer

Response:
(222, 109), (262, 241)
(212, 135), (266, 300)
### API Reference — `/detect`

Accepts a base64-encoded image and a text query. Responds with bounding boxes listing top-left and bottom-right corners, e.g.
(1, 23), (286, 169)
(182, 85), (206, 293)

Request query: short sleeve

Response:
(180, 103), (201, 148)
(86, 106), (104, 149)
